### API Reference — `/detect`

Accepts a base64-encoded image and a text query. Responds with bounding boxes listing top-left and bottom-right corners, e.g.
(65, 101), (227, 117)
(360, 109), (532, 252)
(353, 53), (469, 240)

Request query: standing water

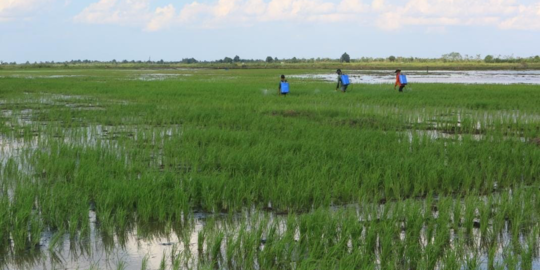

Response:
(290, 70), (540, 84)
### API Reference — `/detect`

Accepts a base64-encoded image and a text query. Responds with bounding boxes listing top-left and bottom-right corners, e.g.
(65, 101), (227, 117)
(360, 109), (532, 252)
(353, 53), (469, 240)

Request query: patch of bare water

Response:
(135, 74), (192, 81)
(290, 70), (540, 84)
(0, 75), (85, 79)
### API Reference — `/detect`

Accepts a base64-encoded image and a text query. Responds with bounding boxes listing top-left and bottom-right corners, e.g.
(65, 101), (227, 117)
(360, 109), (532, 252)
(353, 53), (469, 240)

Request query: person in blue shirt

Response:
(336, 69), (348, 93)
(278, 75), (289, 96)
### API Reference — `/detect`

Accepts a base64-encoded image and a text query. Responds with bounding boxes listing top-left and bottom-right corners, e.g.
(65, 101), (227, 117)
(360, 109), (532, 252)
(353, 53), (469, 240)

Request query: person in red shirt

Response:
(394, 69), (406, 92)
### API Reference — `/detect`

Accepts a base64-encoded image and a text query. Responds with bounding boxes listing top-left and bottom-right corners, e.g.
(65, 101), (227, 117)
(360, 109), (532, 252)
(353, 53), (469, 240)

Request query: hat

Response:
(280, 74), (285, 78)
(336, 69), (342, 74)
(394, 69), (401, 73)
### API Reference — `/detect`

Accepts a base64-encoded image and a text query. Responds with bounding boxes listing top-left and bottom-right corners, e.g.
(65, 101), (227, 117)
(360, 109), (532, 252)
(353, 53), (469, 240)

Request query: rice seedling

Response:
(0, 68), (540, 269)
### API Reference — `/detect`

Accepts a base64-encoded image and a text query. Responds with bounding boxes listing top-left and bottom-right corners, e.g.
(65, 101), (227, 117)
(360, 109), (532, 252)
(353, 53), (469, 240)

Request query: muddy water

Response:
(290, 70), (540, 84)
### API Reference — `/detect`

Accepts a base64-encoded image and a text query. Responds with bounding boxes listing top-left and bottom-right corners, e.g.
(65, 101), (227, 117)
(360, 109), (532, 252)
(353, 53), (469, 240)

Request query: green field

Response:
(2, 59), (540, 71)
(1, 69), (540, 269)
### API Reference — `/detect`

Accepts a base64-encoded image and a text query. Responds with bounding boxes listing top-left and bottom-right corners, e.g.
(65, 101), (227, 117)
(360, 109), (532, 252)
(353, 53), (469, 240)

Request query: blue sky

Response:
(1, 0), (539, 62)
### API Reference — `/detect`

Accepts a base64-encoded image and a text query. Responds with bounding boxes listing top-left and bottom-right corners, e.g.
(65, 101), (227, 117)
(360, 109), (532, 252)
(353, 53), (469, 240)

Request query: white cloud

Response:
(0, 0), (54, 21)
(145, 4), (175, 31)
(371, 0), (386, 11)
(73, 0), (152, 26)
(72, 0), (540, 31)
(499, 7), (540, 30)
(338, 0), (369, 13)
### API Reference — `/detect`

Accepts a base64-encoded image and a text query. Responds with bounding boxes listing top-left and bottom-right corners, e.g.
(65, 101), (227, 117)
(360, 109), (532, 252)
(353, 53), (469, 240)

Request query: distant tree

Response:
(484, 55), (494, 63)
(112, 59), (117, 64)
(233, 55), (240, 62)
(341, 52), (350, 63)
(534, 55), (540, 62)
(292, 57), (298, 63)
(266, 56), (273, 63)
(274, 57), (279, 62)
(388, 56), (396, 62)
(224, 57), (233, 63)
(442, 52), (463, 61)
(182, 58), (197, 64)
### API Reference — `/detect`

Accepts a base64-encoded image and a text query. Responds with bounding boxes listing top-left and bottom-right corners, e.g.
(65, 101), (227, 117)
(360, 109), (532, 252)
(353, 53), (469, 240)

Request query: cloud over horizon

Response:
(1, 0), (540, 62)
(0, 0), (56, 21)
(70, 0), (540, 31)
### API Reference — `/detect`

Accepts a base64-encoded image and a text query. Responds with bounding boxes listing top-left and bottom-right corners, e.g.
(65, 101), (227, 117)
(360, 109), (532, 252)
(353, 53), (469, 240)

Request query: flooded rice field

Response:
(1, 70), (540, 269)
(290, 70), (540, 84)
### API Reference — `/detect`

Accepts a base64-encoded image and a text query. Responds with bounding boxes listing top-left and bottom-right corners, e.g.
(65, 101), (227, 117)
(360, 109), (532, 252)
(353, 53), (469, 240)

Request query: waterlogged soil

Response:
(2, 203), (540, 270)
(2, 82), (540, 269)
(290, 70), (540, 84)
(2, 211), (209, 270)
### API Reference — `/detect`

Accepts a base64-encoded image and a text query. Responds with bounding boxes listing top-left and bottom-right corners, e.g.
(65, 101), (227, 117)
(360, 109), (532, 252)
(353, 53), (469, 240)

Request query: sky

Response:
(0, 0), (539, 62)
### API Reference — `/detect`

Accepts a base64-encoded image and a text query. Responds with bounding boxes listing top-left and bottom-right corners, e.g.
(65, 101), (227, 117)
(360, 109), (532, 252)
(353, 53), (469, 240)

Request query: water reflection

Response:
(290, 70), (540, 84)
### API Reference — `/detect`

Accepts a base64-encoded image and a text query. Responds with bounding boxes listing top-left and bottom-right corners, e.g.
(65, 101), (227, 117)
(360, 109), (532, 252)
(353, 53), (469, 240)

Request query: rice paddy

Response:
(1, 68), (540, 269)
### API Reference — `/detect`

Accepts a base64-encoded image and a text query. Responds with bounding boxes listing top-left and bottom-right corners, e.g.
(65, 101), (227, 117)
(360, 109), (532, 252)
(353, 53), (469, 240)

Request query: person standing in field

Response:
(336, 69), (349, 93)
(278, 75), (289, 96)
(394, 69), (407, 92)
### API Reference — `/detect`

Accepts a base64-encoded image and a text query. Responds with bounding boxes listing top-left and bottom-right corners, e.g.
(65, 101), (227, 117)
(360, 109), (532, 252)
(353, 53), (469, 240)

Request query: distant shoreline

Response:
(1, 61), (540, 71)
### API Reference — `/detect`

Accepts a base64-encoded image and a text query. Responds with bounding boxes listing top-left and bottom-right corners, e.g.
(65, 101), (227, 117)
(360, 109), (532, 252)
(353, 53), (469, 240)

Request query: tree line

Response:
(2, 52), (540, 66)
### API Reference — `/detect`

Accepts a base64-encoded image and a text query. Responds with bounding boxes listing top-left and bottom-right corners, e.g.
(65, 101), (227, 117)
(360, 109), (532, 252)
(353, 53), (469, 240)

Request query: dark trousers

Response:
(399, 84), (407, 92)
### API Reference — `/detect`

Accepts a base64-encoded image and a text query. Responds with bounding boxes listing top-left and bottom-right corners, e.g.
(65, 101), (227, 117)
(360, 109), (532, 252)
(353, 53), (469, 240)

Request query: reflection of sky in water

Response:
(3, 87), (540, 269)
(290, 70), (540, 84)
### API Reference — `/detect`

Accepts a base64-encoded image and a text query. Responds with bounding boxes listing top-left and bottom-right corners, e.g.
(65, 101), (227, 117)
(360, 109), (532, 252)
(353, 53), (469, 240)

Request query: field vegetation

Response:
(2, 52), (540, 71)
(0, 68), (539, 269)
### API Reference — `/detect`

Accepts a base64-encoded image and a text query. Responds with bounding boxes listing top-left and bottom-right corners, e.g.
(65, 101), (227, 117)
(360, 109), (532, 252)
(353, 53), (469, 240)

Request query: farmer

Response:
(278, 75), (289, 96)
(335, 69), (348, 93)
(394, 69), (407, 92)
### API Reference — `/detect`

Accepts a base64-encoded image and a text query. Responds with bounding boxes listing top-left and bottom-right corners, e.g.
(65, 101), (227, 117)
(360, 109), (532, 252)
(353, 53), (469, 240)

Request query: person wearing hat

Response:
(336, 69), (348, 93)
(394, 69), (406, 92)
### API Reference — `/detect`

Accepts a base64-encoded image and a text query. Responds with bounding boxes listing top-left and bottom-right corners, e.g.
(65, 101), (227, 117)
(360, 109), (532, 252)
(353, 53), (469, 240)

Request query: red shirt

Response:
(395, 73), (401, 87)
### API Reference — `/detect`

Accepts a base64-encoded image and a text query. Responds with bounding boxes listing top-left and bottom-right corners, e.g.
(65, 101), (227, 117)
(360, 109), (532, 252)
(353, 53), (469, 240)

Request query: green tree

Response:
(484, 55), (494, 63)
(341, 52), (351, 63)
(442, 52), (463, 61)
(388, 56), (396, 62)
(233, 55), (240, 62)
(266, 56), (273, 63)
(224, 57), (233, 63)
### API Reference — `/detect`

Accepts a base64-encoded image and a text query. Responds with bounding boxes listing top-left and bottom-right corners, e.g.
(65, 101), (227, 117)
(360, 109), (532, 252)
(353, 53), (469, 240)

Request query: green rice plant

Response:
(2, 69), (540, 268)
(48, 229), (65, 252)
(465, 252), (480, 270)
(115, 259), (127, 270)
(140, 254), (149, 270)
(159, 251), (167, 270)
